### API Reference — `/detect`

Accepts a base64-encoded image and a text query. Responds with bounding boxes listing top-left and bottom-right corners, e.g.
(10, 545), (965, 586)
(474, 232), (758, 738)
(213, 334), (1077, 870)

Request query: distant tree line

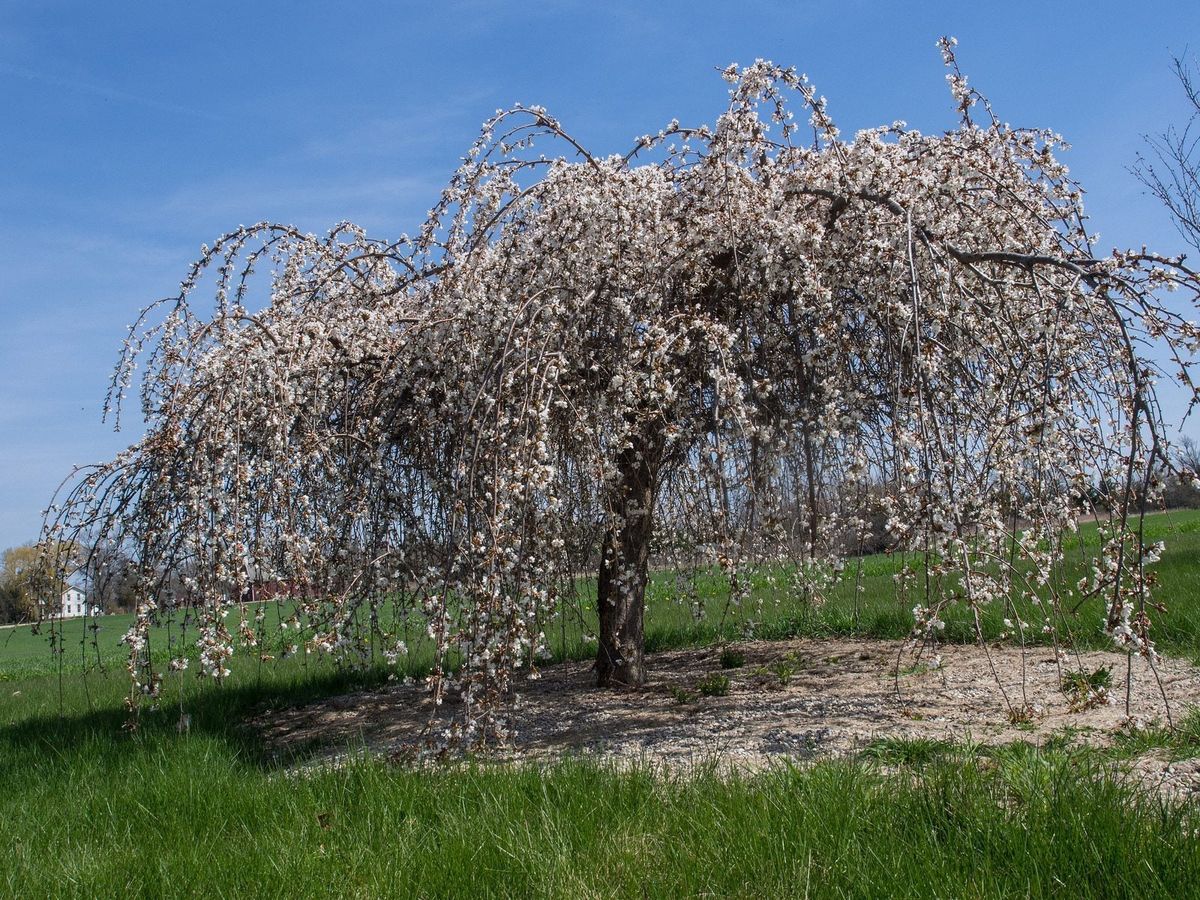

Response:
(0, 540), (139, 624)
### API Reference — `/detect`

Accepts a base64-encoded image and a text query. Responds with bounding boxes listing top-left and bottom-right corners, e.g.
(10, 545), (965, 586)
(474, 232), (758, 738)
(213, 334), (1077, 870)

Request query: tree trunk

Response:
(596, 434), (659, 688)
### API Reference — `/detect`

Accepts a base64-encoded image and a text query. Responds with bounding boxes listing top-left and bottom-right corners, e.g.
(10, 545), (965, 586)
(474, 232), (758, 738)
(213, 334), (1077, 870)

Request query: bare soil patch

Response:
(252, 638), (1200, 782)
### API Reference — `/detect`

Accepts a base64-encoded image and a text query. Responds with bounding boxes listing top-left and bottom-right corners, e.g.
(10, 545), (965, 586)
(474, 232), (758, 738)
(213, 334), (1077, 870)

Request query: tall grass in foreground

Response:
(3, 751), (1199, 899)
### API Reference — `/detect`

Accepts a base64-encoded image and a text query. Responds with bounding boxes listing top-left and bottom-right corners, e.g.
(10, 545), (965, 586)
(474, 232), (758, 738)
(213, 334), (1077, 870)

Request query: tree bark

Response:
(596, 434), (660, 688)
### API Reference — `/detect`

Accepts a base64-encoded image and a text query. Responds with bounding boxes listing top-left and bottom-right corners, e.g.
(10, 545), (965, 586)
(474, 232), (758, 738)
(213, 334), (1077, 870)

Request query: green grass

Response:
(696, 672), (731, 697)
(1108, 706), (1200, 761)
(0, 602), (301, 679)
(3, 744), (1200, 898)
(6, 508), (1200, 683)
(857, 707), (1200, 769)
(1, 509), (1198, 896)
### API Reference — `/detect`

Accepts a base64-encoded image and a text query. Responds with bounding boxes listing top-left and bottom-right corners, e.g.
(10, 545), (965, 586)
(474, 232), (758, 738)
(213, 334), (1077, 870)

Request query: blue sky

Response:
(1, 0), (1198, 550)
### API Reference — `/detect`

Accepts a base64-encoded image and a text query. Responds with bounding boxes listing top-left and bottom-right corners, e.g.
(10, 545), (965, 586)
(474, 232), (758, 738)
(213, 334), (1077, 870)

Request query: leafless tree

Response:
(1135, 53), (1200, 254)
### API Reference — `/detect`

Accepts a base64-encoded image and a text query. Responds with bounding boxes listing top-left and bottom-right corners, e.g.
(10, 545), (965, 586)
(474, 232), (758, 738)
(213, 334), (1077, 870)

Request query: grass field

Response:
(2, 509), (1199, 897)
(6, 508), (1200, 680)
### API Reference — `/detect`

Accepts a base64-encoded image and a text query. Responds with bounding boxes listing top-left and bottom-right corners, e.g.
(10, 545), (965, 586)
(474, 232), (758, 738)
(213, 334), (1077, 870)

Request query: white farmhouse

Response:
(57, 585), (98, 618)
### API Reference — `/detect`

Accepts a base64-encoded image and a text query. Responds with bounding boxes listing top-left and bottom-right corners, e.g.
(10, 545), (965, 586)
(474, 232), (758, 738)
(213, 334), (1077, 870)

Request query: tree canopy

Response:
(45, 41), (1200, 743)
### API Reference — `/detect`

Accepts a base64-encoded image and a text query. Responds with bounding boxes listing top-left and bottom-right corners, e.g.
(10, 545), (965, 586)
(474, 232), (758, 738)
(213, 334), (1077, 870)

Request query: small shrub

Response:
(719, 648), (746, 669)
(1061, 666), (1112, 711)
(697, 673), (730, 697)
(668, 685), (696, 705)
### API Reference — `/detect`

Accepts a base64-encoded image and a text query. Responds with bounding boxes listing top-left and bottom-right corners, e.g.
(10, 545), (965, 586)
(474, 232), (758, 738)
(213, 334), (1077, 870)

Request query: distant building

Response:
(57, 586), (100, 619)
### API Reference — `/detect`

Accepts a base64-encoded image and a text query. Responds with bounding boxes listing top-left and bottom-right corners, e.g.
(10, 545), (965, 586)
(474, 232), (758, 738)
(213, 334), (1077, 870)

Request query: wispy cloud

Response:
(0, 222), (194, 301)
(0, 60), (222, 122)
(157, 172), (447, 236)
(298, 94), (494, 162)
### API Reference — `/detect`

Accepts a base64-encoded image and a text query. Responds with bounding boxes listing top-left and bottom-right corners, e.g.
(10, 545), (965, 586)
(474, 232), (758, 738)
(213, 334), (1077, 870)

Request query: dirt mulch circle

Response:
(252, 637), (1200, 797)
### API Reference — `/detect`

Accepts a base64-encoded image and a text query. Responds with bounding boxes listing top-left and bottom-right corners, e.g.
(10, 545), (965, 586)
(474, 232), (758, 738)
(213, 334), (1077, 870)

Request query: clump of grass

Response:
(1110, 706), (1200, 761)
(1040, 728), (1081, 754)
(668, 685), (697, 705)
(1175, 706), (1200, 756)
(1061, 665), (1113, 711)
(1007, 704), (1036, 727)
(697, 673), (730, 697)
(764, 651), (806, 686)
(752, 662), (797, 687)
(719, 648), (746, 669)
(896, 654), (944, 678)
(859, 736), (959, 767)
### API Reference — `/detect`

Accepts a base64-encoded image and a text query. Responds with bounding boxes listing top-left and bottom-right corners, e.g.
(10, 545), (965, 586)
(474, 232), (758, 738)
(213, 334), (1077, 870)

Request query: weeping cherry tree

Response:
(43, 40), (1200, 742)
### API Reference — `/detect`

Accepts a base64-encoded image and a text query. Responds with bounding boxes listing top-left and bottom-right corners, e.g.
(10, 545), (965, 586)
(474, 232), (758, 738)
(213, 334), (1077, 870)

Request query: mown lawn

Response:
(7, 507), (1200, 682)
(2, 508), (1198, 897)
